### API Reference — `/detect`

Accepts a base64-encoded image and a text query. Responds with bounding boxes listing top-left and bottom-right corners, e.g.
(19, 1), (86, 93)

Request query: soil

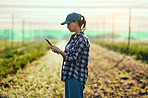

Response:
(84, 43), (148, 98)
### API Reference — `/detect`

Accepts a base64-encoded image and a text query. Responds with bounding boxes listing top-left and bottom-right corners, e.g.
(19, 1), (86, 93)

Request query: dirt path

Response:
(85, 43), (148, 98)
(0, 41), (148, 98)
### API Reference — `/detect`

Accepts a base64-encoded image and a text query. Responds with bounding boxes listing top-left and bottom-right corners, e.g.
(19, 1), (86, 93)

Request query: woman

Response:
(50, 12), (90, 98)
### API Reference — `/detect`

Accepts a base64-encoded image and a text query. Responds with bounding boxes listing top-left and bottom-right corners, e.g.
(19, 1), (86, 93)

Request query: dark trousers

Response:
(65, 78), (84, 98)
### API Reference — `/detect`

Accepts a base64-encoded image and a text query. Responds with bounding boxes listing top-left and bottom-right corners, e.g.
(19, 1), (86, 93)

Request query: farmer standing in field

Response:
(50, 12), (90, 98)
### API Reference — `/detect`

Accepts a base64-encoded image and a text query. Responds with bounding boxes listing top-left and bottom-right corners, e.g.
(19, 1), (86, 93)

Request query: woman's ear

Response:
(75, 21), (79, 25)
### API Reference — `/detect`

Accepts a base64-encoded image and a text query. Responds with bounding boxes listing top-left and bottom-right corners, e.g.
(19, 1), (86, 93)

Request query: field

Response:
(0, 41), (65, 97)
(0, 41), (148, 97)
(93, 40), (148, 63)
(85, 42), (148, 97)
(0, 40), (56, 81)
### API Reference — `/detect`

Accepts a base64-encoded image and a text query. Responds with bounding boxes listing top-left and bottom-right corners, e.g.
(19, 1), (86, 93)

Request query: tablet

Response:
(45, 38), (53, 46)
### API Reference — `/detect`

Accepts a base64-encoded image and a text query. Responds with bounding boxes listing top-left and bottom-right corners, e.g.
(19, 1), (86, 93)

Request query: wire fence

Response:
(0, 6), (148, 50)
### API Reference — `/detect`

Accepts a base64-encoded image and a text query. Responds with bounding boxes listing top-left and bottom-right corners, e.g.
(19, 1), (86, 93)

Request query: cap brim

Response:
(61, 20), (72, 25)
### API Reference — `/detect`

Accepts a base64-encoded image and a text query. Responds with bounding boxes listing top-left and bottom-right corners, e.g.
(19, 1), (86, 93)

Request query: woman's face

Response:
(67, 21), (77, 32)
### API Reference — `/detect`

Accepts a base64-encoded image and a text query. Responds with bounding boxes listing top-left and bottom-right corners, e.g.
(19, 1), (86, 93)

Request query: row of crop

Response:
(93, 40), (148, 63)
(0, 39), (31, 51)
(0, 41), (56, 80)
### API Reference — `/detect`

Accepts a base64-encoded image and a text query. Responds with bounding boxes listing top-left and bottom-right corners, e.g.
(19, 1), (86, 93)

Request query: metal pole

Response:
(11, 15), (14, 48)
(22, 19), (25, 46)
(4, 29), (7, 49)
(95, 22), (97, 40)
(128, 8), (131, 50)
(97, 22), (99, 40)
(30, 22), (32, 41)
(32, 23), (34, 41)
(103, 20), (105, 40)
(112, 15), (115, 43)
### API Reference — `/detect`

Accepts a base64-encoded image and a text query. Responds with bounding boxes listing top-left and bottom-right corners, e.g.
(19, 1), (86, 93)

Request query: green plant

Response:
(0, 41), (57, 80)
(93, 40), (148, 63)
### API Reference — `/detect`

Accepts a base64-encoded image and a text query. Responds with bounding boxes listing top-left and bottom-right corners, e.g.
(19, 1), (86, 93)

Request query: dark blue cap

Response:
(61, 12), (81, 25)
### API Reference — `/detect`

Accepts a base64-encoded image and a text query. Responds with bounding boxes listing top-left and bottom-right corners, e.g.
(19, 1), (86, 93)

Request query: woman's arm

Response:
(58, 49), (66, 58)
(50, 45), (66, 59)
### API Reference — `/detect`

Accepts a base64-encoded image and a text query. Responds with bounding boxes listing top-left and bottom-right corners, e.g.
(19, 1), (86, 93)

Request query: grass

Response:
(93, 40), (148, 63)
(0, 40), (30, 51)
(0, 41), (65, 97)
(0, 40), (57, 80)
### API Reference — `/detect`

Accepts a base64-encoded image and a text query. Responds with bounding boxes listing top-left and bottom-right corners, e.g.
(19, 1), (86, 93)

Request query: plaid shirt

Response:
(61, 31), (90, 88)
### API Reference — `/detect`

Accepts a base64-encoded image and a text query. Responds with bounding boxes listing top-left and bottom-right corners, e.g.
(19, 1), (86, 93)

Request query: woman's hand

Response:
(50, 45), (66, 58)
(50, 45), (61, 54)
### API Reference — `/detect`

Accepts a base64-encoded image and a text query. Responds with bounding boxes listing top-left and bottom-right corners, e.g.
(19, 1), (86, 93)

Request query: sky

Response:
(0, 0), (148, 31)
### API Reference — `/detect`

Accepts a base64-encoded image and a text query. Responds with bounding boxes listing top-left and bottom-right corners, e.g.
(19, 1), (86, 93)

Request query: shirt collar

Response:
(71, 31), (84, 39)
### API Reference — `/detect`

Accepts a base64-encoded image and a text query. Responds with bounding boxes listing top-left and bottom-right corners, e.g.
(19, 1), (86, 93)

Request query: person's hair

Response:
(77, 15), (86, 31)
